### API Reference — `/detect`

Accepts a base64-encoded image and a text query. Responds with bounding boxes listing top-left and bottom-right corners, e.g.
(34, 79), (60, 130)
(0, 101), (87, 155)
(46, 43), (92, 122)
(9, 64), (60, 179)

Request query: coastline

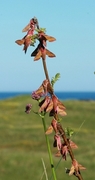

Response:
(0, 91), (95, 101)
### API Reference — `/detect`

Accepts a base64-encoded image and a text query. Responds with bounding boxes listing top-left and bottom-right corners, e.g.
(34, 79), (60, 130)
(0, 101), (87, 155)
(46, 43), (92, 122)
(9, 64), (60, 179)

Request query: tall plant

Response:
(15, 17), (86, 180)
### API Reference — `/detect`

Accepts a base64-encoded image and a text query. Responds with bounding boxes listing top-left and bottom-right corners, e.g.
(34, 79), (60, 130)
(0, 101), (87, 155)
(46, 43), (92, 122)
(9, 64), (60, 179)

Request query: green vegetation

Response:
(0, 95), (95, 180)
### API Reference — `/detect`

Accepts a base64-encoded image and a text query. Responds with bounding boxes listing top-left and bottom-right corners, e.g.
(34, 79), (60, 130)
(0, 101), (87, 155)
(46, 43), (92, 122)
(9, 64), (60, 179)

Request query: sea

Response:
(0, 92), (95, 101)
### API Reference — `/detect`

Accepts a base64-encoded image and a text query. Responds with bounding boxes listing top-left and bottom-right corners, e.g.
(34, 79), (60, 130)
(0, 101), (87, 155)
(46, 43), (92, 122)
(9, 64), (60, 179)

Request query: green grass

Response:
(0, 95), (95, 180)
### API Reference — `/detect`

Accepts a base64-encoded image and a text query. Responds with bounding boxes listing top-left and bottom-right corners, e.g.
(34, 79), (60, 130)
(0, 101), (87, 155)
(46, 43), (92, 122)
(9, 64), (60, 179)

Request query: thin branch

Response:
(42, 58), (50, 82)
(41, 158), (48, 180)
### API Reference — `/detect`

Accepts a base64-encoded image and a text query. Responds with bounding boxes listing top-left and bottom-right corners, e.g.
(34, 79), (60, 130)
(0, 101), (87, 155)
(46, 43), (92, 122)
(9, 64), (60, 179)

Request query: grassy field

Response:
(0, 95), (95, 180)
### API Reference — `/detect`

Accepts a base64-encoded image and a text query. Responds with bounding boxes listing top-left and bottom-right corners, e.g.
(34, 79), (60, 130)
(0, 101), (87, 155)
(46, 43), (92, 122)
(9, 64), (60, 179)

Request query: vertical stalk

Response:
(42, 58), (50, 83)
(42, 57), (84, 180)
(42, 117), (57, 180)
(41, 57), (57, 180)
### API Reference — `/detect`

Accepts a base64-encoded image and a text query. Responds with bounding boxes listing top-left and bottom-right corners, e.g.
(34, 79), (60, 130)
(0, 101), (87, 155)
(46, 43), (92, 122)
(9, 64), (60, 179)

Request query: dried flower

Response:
(42, 79), (52, 94)
(15, 17), (39, 53)
(60, 139), (78, 161)
(46, 94), (67, 116)
(32, 80), (49, 100)
(22, 17), (39, 32)
(15, 23), (35, 53)
(60, 143), (68, 160)
(69, 140), (78, 149)
(69, 159), (86, 176)
(38, 31), (56, 42)
(55, 150), (61, 157)
(51, 118), (58, 133)
(25, 104), (32, 114)
(45, 118), (58, 134)
(39, 96), (51, 112)
(31, 43), (55, 61)
(32, 79), (53, 102)
(32, 91), (44, 100)
(15, 35), (32, 53)
(53, 134), (62, 151)
(45, 125), (53, 135)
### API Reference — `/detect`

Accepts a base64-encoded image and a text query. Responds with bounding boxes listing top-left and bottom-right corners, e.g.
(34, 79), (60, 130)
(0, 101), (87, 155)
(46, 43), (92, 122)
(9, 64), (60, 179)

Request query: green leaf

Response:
(51, 73), (60, 88)
(30, 34), (38, 46)
(65, 127), (74, 137)
(55, 73), (60, 80)
(35, 28), (46, 33)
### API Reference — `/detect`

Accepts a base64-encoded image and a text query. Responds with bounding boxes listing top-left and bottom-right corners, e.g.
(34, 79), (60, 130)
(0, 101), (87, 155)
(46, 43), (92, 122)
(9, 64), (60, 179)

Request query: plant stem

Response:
(42, 117), (57, 180)
(41, 57), (57, 179)
(41, 56), (83, 180)
(42, 58), (50, 82)
(42, 58), (54, 95)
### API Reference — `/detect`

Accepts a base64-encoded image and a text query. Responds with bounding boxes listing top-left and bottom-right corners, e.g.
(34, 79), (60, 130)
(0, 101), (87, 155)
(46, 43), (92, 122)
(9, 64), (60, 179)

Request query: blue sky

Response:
(0, 0), (95, 92)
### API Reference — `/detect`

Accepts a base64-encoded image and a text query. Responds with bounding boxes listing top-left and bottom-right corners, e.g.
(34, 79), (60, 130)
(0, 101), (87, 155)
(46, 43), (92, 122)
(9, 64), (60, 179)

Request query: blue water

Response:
(0, 92), (95, 100)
